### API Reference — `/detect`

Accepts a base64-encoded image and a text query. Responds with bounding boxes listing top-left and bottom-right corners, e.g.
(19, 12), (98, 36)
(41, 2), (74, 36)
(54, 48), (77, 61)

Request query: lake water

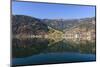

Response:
(12, 38), (96, 66)
(12, 52), (96, 66)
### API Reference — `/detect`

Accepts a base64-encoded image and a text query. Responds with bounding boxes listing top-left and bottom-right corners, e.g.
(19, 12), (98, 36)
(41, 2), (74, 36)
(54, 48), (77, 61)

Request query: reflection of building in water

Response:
(64, 27), (95, 41)
(87, 29), (95, 41)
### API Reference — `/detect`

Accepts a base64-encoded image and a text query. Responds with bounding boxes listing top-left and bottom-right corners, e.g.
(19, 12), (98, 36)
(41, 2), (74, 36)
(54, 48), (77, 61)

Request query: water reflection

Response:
(12, 37), (96, 58)
(12, 38), (49, 58)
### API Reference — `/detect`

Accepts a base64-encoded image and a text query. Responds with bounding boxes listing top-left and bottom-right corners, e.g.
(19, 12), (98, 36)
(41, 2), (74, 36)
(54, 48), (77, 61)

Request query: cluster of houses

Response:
(64, 27), (95, 42)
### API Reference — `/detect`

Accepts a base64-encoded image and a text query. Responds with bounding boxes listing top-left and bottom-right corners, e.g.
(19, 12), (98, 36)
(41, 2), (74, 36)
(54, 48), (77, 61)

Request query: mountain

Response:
(42, 19), (79, 31)
(12, 15), (95, 41)
(12, 15), (49, 35)
(64, 17), (95, 32)
(43, 17), (95, 31)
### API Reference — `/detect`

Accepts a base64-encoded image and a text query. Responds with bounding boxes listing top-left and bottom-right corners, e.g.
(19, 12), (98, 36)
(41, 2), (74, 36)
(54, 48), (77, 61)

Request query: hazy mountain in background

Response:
(64, 17), (95, 32)
(43, 17), (95, 31)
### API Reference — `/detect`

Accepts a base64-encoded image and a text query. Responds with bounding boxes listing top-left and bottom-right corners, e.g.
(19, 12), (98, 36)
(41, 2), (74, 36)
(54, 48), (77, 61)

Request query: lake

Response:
(12, 38), (96, 66)
(12, 52), (96, 66)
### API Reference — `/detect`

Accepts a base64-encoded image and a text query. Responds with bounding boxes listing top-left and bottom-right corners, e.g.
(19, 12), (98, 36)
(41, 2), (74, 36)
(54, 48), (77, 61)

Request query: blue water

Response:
(12, 52), (96, 66)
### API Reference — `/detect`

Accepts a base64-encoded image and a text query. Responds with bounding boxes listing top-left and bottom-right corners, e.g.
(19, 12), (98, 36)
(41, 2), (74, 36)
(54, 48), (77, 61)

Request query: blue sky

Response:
(12, 1), (95, 19)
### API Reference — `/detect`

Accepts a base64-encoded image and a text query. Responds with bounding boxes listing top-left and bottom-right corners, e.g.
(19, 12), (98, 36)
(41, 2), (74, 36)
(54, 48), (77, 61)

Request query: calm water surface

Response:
(12, 38), (96, 66)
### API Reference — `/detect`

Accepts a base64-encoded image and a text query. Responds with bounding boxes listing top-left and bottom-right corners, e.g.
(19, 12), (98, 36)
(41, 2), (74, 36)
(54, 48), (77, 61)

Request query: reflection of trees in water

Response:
(12, 38), (96, 58)
(48, 39), (95, 54)
(48, 40), (79, 52)
(78, 41), (96, 54)
(12, 38), (49, 58)
(64, 39), (96, 54)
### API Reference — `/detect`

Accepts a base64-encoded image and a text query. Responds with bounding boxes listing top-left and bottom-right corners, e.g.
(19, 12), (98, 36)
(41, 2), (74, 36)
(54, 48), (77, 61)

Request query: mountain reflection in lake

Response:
(12, 37), (96, 58)
(12, 38), (49, 58)
(12, 37), (96, 66)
